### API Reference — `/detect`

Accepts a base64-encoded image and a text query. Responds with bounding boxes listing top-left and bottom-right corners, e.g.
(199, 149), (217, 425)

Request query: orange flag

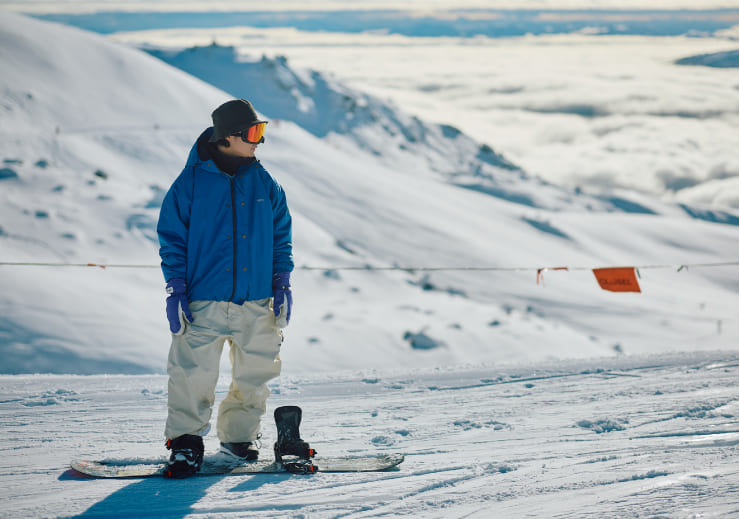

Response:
(592, 267), (641, 293)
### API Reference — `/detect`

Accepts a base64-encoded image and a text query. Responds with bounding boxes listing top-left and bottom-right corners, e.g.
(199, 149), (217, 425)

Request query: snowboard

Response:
(70, 453), (404, 478)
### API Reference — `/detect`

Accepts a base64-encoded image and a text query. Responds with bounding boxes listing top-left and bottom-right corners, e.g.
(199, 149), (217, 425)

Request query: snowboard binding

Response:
(273, 405), (317, 473)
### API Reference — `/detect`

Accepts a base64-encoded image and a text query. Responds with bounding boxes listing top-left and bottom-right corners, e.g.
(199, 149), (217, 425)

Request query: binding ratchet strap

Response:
(284, 461), (318, 474)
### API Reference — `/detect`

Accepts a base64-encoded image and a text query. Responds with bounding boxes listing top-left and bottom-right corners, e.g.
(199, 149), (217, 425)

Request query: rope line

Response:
(1, 261), (737, 271)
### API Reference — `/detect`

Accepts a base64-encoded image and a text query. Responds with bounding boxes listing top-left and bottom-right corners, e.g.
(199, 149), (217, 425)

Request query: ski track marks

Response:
(0, 352), (738, 518)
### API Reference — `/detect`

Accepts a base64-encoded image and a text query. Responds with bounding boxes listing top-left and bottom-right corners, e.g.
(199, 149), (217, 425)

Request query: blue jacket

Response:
(157, 128), (293, 304)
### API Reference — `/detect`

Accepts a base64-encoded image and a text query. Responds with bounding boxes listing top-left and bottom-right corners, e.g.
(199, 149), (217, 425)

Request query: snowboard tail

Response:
(70, 453), (404, 478)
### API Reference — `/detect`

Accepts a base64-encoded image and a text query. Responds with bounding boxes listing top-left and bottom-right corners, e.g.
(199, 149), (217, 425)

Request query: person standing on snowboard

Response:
(157, 99), (293, 478)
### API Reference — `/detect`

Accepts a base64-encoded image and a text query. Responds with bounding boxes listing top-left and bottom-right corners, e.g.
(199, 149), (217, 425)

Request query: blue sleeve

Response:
(270, 178), (294, 274)
(157, 168), (193, 282)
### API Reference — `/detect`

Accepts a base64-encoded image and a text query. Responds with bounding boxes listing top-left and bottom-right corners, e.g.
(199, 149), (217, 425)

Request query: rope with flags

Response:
(1, 260), (737, 293)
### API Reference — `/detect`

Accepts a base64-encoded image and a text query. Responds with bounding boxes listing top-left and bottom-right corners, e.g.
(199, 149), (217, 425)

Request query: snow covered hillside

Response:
(1, 11), (738, 377)
(141, 42), (599, 213)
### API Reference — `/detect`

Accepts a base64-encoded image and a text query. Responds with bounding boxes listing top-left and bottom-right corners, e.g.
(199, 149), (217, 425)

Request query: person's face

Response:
(221, 122), (266, 158)
(222, 134), (258, 158)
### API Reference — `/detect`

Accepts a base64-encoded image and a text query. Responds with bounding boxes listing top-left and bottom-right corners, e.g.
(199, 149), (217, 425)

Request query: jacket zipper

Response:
(229, 176), (237, 302)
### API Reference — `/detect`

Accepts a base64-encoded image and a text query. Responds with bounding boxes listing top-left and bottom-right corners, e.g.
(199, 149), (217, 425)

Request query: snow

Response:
(1, 8), (739, 517)
(2, 352), (738, 517)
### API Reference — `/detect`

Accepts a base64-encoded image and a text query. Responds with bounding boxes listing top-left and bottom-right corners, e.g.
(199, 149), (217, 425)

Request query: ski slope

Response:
(2, 352), (738, 517)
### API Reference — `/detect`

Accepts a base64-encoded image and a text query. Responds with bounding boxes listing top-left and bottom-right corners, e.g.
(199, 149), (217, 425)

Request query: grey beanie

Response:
(208, 99), (267, 142)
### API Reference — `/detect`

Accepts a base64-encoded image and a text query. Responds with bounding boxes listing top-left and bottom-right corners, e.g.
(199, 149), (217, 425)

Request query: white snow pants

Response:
(165, 299), (283, 443)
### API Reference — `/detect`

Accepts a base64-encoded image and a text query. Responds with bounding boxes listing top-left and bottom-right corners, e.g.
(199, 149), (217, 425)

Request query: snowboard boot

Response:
(273, 405), (316, 463)
(220, 441), (259, 461)
(165, 434), (204, 479)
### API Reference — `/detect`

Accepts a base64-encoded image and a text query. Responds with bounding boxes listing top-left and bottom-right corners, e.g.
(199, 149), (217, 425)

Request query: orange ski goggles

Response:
(236, 122), (267, 144)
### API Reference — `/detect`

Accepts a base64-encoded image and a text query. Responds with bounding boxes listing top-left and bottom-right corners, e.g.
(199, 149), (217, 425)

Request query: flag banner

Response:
(592, 267), (641, 293)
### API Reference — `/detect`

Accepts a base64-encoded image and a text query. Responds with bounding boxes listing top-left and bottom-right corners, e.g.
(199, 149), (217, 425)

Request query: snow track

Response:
(2, 352), (737, 517)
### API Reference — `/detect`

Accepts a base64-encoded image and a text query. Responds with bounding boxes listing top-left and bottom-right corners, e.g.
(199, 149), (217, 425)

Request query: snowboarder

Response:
(157, 99), (293, 478)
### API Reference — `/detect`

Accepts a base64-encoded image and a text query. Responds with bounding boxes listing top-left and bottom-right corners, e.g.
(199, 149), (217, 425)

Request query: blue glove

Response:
(166, 278), (193, 335)
(272, 272), (292, 327)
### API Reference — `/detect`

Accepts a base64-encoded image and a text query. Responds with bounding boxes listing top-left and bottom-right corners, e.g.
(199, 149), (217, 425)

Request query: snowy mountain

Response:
(1, 11), (738, 376)
(676, 47), (739, 67)
(109, 24), (739, 212)
(142, 42), (607, 213)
